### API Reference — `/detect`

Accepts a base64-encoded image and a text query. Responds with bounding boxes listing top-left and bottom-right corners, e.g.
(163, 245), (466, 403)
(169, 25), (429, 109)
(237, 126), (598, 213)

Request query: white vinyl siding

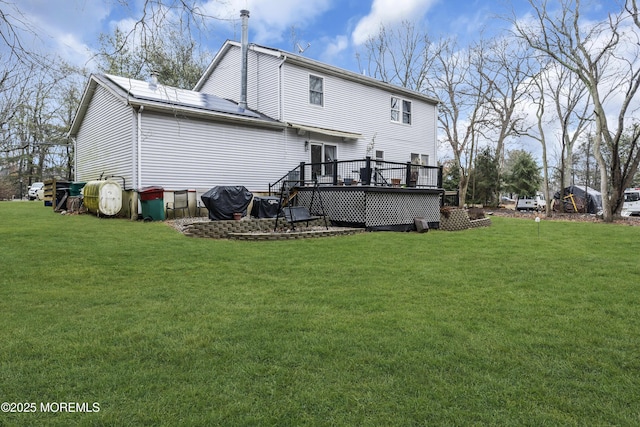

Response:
(75, 85), (135, 185)
(196, 43), (438, 167)
(139, 112), (288, 191)
(198, 45), (281, 119)
(282, 63), (435, 164)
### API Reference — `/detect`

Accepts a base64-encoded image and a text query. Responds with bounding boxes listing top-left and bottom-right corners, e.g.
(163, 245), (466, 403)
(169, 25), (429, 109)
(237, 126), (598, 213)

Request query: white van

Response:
(622, 188), (640, 216)
(516, 192), (546, 211)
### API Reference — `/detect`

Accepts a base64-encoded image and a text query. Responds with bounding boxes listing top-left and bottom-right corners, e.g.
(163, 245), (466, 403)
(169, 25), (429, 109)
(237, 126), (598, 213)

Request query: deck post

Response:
(364, 156), (372, 185)
(299, 162), (305, 186)
(405, 162), (413, 186)
(332, 160), (338, 185)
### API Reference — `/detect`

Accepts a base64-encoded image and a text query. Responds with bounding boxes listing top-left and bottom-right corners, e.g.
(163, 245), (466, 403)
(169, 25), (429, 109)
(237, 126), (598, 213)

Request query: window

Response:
(391, 97), (412, 124)
(309, 75), (324, 106)
(375, 150), (384, 160)
(626, 192), (640, 202)
(391, 97), (400, 122)
(402, 100), (412, 124)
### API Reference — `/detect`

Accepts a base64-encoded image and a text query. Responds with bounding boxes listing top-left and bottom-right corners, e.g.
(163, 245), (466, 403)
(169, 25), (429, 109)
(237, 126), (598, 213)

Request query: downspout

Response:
(137, 105), (144, 189)
(278, 55), (288, 156)
(71, 137), (77, 181)
(239, 9), (250, 111)
(278, 55), (287, 121)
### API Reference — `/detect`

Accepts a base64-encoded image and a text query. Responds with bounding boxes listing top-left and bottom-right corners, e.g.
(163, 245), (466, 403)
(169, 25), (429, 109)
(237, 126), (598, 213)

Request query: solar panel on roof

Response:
(104, 74), (261, 119)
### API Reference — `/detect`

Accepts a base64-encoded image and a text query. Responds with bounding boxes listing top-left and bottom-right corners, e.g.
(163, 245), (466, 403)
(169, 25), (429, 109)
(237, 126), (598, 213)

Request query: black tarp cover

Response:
(201, 186), (253, 220)
(553, 185), (603, 214)
(250, 196), (281, 218)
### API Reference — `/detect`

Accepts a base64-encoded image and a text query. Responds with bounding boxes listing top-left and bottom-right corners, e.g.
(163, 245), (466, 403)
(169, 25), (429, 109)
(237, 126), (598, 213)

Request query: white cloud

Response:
(53, 33), (97, 69)
(18, 0), (111, 40)
(201, 0), (334, 45)
(320, 35), (349, 62)
(351, 0), (438, 45)
(11, 0), (112, 68)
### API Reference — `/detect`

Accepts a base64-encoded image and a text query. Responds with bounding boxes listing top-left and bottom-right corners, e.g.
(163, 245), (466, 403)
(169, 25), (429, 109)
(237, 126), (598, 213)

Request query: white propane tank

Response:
(83, 180), (123, 216)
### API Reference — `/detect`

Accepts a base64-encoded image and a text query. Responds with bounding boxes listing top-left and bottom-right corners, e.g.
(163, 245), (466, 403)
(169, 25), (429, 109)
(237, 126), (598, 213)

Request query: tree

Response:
(525, 60), (593, 215)
(436, 38), (497, 207)
(477, 37), (536, 170)
(96, 25), (210, 89)
(503, 150), (542, 197)
(358, 21), (434, 91)
(357, 22), (532, 208)
(469, 147), (500, 206)
(0, 0), (48, 67)
(441, 159), (460, 192)
(513, 0), (640, 221)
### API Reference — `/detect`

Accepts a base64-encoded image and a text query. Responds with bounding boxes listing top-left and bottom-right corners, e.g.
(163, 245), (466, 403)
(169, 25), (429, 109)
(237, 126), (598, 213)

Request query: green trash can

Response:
(69, 182), (86, 196)
(139, 186), (165, 221)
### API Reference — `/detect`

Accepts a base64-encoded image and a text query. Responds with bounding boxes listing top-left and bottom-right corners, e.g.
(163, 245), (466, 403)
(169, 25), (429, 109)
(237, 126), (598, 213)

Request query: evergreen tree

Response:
(503, 150), (542, 197)
(469, 147), (500, 206)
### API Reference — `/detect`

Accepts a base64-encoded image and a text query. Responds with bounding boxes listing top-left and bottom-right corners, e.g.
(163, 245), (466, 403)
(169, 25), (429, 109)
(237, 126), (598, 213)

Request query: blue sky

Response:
(11, 0), (593, 74)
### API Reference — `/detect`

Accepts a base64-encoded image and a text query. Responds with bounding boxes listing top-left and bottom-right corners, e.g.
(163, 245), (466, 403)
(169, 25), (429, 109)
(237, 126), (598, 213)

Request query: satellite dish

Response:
(296, 42), (311, 54)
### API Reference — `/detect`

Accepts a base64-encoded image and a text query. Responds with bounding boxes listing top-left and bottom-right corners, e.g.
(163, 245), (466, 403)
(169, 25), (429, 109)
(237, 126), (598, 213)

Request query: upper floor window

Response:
(309, 75), (324, 106)
(391, 96), (412, 125)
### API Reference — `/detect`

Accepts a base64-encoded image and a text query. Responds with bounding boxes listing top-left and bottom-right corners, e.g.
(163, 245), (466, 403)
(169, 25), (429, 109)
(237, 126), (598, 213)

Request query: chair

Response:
(166, 190), (189, 219)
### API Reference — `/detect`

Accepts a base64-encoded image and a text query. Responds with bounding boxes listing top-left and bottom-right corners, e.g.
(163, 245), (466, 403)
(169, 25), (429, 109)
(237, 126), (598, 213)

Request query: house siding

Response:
(282, 62), (437, 164)
(198, 44), (437, 167)
(199, 45), (281, 120)
(139, 111), (291, 192)
(75, 84), (136, 186)
(199, 48), (241, 102)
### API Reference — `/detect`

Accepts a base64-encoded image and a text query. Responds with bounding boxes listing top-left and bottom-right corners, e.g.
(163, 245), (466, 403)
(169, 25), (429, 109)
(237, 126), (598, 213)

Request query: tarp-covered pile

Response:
(553, 185), (603, 214)
(200, 186), (253, 220)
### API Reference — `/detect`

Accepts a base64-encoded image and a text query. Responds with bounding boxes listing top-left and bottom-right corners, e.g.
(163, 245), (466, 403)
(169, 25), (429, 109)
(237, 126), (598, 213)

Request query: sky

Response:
(8, 0), (552, 74)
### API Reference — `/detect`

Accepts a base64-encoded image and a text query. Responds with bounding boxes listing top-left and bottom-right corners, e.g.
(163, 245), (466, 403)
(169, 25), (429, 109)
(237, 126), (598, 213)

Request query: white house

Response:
(69, 14), (440, 221)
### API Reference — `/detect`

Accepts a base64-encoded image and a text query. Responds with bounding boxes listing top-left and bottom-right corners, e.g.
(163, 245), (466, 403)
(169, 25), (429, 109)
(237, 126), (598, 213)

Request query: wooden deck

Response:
(296, 185), (443, 231)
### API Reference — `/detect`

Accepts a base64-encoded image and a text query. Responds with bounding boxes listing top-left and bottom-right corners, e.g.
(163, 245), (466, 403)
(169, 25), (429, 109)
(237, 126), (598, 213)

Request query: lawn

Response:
(1, 201), (639, 426)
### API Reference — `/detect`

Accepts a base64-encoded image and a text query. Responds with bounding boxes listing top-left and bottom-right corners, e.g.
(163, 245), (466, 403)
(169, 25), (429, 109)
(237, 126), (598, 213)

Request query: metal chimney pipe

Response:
(239, 9), (250, 111)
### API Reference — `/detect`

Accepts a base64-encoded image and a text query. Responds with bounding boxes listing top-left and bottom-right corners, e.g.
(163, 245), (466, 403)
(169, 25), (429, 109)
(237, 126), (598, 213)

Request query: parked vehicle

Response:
(516, 192), (546, 211)
(27, 182), (44, 200)
(622, 188), (640, 216)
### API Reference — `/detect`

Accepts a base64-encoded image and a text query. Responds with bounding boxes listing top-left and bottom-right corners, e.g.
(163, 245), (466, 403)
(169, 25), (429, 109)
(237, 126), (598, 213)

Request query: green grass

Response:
(1, 201), (640, 426)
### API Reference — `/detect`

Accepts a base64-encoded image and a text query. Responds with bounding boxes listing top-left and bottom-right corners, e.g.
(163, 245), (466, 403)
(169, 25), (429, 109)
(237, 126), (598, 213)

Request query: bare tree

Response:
(358, 21), (435, 91)
(527, 61), (592, 214)
(0, 0), (48, 67)
(528, 63), (553, 216)
(97, 0), (223, 87)
(477, 37), (536, 169)
(513, 0), (640, 221)
(427, 38), (494, 207)
(97, 26), (210, 89)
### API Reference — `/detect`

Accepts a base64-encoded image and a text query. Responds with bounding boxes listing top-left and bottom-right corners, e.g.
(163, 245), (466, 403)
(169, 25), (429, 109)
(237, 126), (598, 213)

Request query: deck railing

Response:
(269, 157), (443, 195)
